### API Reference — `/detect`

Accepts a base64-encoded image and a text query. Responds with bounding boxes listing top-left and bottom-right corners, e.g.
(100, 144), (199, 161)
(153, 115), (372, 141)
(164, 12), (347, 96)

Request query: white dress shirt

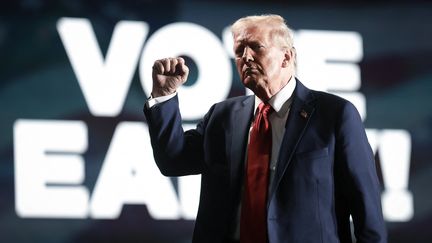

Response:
(146, 92), (177, 108)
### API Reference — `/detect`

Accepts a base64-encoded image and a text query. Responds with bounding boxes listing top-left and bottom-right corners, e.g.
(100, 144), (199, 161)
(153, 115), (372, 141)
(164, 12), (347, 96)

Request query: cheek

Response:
(235, 59), (243, 73)
(260, 61), (278, 78)
(263, 55), (283, 72)
(260, 57), (275, 72)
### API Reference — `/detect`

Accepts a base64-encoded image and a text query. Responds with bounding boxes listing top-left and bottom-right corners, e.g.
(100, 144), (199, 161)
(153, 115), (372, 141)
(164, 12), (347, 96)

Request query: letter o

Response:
(139, 22), (232, 120)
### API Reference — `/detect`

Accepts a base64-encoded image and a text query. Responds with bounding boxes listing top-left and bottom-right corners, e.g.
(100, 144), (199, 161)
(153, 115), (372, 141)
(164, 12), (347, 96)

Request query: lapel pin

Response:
(300, 110), (308, 119)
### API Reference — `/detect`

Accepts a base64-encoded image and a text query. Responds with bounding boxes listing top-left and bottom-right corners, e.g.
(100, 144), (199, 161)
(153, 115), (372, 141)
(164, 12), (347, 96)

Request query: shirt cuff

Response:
(146, 92), (177, 108)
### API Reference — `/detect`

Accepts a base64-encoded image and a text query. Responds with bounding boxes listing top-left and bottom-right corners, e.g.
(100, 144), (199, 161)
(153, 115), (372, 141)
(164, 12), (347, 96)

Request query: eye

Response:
(253, 42), (264, 49)
(234, 46), (244, 57)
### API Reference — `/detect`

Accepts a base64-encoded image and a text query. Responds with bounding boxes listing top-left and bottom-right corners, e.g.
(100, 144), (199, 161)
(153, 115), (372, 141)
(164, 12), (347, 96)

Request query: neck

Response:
(255, 74), (292, 101)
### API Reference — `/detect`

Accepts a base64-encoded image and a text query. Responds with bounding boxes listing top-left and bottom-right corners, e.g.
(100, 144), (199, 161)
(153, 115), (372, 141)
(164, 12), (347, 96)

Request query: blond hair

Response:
(231, 14), (294, 50)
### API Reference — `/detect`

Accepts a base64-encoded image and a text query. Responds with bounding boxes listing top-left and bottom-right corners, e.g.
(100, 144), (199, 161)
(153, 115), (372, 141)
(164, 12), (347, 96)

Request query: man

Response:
(144, 14), (386, 243)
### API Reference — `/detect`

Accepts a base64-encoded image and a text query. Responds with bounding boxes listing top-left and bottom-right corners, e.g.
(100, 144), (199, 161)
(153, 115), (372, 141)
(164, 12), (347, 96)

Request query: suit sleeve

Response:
(143, 95), (212, 176)
(335, 101), (387, 243)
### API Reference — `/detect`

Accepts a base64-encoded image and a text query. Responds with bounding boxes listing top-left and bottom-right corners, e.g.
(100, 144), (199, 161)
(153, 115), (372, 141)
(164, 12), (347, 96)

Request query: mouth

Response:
(243, 67), (259, 76)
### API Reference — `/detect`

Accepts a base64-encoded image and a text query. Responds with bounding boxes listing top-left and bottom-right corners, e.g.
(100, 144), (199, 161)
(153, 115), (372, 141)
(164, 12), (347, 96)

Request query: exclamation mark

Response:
(379, 129), (413, 221)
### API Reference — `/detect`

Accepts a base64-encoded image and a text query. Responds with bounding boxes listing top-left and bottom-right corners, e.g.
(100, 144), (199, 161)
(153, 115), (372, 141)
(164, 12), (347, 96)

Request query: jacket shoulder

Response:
(310, 90), (358, 114)
(210, 95), (253, 112)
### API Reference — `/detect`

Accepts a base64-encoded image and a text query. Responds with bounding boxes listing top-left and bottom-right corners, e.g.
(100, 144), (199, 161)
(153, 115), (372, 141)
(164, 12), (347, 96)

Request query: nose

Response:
(242, 47), (253, 63)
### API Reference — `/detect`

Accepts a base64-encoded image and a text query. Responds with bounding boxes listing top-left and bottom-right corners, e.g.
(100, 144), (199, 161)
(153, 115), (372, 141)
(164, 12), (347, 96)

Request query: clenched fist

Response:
(151, 57), (189, 97)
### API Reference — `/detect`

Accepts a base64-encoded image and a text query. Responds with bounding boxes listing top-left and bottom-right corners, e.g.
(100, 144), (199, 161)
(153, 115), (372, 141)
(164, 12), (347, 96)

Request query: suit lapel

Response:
(268, 80), (316, 204)
(229, 96), (254, 202)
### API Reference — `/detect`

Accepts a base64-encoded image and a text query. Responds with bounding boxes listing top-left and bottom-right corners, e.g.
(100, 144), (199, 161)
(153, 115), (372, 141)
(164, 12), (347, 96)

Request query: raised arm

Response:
(144, 57), (205, 176)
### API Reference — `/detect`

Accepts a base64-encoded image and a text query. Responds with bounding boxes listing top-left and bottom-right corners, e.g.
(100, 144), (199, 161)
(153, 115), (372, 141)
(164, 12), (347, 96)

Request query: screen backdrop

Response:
(1, 1), (432, 242)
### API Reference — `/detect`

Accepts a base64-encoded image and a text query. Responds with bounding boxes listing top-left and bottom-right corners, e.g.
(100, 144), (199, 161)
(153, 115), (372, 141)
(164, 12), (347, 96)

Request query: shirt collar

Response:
(254, 76), (296, 117)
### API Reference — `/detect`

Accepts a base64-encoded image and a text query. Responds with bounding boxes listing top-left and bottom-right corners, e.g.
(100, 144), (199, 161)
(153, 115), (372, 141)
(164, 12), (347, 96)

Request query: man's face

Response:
(233, 24), (288, 98)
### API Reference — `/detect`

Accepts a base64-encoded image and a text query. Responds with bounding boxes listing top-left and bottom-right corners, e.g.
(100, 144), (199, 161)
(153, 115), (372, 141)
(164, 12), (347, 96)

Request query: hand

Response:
(151, 57), (189, 97)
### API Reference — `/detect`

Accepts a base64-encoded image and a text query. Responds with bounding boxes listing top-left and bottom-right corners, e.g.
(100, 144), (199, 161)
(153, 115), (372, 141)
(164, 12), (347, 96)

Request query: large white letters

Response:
(379, 130), (413, 221)
(366, 129), (413, 221)
(90, 122), (181, 219)
(14, 120), (201, 219)
(14, 119), (89, 218)
(295, 30), (366, 120)
(57, 18), (148, 117)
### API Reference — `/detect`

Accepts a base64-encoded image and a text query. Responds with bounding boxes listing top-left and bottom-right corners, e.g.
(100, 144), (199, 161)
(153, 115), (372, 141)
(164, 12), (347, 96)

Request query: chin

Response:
(242, 76), (255, 87)
(242, 82), (255, 93)
(243, 83), (260, 96)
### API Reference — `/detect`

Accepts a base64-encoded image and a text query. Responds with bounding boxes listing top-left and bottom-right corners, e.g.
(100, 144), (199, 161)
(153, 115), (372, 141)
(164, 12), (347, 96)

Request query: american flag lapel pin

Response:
(300, 109), (308, 119)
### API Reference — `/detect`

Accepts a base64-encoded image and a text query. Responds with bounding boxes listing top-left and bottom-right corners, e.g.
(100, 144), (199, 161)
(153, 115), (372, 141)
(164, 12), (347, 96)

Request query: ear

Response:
(282, 48), (293, 68)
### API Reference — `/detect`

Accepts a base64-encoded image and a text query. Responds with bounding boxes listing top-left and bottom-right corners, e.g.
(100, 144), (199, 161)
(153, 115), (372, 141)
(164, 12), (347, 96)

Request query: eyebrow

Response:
(235, 38), (263, 45)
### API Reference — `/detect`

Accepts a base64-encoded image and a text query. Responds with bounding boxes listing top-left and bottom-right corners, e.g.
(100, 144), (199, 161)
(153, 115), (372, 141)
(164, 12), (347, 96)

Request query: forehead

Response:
(234, 24), (272, 44)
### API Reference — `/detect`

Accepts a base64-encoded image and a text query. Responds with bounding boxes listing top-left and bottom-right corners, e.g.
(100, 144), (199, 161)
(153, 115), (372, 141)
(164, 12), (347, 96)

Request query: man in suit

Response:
(144, 14), (386, 243)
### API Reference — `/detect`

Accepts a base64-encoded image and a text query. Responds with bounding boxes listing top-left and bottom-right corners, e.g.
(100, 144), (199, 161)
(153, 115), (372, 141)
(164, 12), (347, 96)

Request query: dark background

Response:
(1, 0), (432, 242)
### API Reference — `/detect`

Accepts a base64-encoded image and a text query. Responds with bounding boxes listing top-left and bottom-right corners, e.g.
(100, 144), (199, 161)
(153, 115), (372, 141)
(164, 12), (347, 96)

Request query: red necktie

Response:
(240, 102), (273, 243)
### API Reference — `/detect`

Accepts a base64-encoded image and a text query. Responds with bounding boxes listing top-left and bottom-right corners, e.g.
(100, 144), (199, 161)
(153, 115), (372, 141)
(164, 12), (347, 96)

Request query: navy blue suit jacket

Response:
(144, 80), (387, 243)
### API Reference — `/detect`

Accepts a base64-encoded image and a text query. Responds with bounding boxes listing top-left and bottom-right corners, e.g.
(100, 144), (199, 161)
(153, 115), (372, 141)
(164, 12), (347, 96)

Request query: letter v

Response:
(57, 18), (148, 116)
